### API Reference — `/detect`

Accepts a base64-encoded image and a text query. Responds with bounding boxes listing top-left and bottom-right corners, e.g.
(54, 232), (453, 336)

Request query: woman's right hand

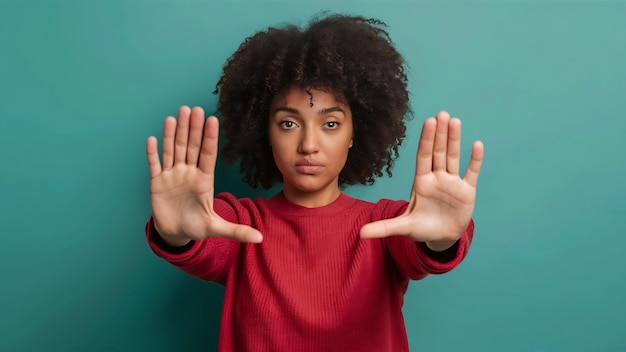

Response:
(146, 106), (263, 246)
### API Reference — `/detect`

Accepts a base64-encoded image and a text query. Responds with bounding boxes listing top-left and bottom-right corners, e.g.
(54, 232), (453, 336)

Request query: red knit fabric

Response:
(146, 192), (473, 352)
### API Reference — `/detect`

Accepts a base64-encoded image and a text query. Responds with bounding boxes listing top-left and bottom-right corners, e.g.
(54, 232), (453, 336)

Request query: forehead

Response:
(270, 86), (348, 108)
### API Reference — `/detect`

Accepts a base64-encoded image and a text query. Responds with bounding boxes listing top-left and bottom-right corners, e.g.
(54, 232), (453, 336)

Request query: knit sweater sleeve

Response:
(145, 193), (248, 285)
(376, 199), (474, 281)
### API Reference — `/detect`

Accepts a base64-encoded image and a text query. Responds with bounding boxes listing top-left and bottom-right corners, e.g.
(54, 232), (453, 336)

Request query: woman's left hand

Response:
(360, 111), (484, 251)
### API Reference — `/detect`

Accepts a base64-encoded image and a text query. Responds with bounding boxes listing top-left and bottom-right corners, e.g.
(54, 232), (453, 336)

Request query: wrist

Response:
(152, 219), (192, 247)
(159, 234), (192, 248)
(425, 239), (457, 252)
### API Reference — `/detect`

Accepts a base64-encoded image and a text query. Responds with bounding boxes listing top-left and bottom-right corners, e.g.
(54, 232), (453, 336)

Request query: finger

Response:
(174, 106), (192, 164)
(464, 141), (484, 187)
(198, 116), (219, 174)
(146, 136), (162, 178)
(212, 218), (264, 244)
(162, 116), (177, 169)
(432, 111), (451, 171)
(359, 216), (413, 239)
(186, 107), (205, 166)
(446, 118), (462, 175)
(415, 118), (436, 176)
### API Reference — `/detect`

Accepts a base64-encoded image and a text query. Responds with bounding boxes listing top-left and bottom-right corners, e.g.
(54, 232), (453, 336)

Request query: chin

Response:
(291, 183), (327, 194)
(286, 177), (336, 194)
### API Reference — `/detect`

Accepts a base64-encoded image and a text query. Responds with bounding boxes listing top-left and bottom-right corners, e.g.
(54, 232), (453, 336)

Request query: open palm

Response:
(146, 106), (262, 246)
(360, 111), (484, 249)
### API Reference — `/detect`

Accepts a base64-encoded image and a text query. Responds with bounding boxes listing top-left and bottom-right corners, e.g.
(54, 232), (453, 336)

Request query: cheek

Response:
(329, 135), (353, 152)
(327, 138), (352, 168)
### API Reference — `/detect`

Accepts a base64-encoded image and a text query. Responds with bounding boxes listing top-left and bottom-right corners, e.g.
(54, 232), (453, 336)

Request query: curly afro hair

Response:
(214, 13), (412, 189)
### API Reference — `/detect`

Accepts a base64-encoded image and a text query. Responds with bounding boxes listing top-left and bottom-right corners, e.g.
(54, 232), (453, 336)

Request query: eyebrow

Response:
(272, 106), (346, 116)
(318, 107), (345, 115)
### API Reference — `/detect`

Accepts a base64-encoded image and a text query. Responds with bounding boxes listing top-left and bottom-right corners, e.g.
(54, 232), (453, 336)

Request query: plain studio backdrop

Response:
(1, 1), (624, 351)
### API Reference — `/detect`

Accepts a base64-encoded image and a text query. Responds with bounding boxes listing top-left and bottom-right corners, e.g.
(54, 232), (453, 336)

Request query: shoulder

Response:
(215, 192), (274, 207)
(341, 194), (408, 221)
(214, 192), (274, 225)
(367, 197), (409, 221)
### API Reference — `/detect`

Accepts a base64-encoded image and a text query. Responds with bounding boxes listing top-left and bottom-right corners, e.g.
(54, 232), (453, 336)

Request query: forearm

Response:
(145, 217), (239, 284)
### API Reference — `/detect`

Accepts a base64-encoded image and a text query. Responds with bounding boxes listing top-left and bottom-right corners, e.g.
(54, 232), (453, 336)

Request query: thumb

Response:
(212, 218), (264, 244)
(360, 216), (412, 239)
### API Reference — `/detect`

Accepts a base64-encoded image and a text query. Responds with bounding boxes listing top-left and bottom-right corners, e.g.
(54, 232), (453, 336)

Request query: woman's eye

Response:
(280, 121), (296, 129)
(325, 121), (339, 129)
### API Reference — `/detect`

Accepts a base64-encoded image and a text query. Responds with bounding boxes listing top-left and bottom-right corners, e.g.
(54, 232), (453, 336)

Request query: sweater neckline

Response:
(268, 191), (358, 216)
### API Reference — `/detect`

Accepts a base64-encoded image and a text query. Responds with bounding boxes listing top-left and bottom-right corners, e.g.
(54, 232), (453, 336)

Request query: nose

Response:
(298, 127), (319, 154)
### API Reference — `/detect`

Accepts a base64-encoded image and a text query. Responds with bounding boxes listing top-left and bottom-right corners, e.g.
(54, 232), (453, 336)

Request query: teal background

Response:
(1, 0), (625, 351)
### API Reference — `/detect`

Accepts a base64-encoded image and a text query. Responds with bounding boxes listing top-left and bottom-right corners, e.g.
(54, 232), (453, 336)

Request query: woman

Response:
(145, 14), (484, 352)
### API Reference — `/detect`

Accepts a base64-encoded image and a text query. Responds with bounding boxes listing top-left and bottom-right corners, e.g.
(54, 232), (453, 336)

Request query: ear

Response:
(349, 139), (353, 148)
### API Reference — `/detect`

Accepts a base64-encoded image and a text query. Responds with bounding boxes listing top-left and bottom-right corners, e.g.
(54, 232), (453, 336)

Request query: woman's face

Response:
(268, 87), (353, 207)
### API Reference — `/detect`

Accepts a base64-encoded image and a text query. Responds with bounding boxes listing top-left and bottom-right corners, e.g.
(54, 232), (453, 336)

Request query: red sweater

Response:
(146, 192), (473, 351)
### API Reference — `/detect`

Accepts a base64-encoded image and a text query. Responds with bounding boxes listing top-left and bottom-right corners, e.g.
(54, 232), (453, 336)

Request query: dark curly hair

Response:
(213, 13), (411, 189)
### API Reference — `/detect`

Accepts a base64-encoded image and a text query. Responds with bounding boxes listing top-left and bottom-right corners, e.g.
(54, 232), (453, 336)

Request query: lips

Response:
(295, 160), (323, 167)
(295, 160), (324, 174)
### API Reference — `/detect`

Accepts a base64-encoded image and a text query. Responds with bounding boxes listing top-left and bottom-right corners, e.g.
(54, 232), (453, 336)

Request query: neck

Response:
(281, 185), (341, 208)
